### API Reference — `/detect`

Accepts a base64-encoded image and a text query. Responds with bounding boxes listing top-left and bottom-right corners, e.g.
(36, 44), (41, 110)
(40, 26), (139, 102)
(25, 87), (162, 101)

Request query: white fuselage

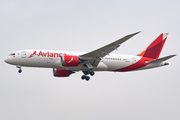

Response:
(5, 49), (165, 72)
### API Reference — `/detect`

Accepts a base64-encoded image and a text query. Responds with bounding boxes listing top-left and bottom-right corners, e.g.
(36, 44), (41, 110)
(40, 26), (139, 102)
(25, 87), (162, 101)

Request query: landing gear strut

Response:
(81, 70), (95, 81)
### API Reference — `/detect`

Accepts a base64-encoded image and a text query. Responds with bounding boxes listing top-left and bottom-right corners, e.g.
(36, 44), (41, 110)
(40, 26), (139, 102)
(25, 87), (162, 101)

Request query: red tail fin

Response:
(138, 33), (168, 59)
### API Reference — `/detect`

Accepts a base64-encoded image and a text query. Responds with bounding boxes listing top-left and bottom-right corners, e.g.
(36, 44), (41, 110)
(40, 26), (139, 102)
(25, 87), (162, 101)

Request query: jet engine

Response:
(53, 68), (74, 77)
(61, 55), (80, 67)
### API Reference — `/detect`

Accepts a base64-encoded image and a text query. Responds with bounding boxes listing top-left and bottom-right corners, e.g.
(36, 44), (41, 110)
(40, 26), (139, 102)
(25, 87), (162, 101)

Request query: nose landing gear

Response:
(16, 65), (22, 73)
(18, 69), (22, 73)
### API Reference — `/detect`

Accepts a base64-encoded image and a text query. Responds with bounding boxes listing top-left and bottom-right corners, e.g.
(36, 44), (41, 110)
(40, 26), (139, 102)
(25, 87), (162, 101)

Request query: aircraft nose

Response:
(4, 57), (8, 63)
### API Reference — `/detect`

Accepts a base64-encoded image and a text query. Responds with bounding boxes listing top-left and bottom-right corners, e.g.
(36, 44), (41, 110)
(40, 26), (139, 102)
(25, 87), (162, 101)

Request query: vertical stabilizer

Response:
(138, 33), (168, 59)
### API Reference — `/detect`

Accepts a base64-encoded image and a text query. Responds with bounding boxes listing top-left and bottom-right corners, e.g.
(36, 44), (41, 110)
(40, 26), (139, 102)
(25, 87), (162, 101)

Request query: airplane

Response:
(4, 32), (176, 81)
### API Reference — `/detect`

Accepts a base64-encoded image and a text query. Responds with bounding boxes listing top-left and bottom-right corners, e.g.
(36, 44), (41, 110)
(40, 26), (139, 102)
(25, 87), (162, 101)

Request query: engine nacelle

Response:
(61, 55), (79, 67)
(53, 68), (74, 77)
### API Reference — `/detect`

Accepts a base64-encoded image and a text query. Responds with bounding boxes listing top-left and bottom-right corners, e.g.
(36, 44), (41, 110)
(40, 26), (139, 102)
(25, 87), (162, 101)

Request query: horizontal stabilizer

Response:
(148, 55), (176, 64)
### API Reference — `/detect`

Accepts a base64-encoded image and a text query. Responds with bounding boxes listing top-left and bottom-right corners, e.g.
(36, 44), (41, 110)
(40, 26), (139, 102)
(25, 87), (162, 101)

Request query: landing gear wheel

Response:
(90, 71), (95, 76)
(18, 69), (22, 73)
(81, 75), (85, 80)
(85, 76), (90, 81)
(86, 71), (90, 75)
(81, 70), (94, 81)
(81, 75), (90, 81)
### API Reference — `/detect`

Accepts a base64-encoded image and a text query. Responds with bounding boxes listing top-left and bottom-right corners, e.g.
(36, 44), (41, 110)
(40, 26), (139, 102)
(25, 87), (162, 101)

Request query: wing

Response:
(79, 31), (140, 67)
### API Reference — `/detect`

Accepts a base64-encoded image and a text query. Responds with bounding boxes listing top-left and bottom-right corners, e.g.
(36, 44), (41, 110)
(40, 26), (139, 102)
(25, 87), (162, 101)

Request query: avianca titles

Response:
(4, 32), (176, 81)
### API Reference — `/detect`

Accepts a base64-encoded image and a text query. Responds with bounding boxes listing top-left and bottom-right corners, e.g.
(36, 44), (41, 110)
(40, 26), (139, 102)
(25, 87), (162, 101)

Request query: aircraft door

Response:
(20, 51), (27, 65)
(21, 51), (26, 58)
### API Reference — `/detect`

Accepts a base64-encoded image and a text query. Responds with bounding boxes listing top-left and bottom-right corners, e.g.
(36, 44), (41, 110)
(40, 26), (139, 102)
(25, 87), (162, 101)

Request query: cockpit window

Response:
(9, 53), (15, 56)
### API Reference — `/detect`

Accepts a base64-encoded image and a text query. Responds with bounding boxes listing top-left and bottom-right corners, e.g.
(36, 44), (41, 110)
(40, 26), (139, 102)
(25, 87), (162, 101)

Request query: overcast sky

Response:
(0, 0), (180, 120)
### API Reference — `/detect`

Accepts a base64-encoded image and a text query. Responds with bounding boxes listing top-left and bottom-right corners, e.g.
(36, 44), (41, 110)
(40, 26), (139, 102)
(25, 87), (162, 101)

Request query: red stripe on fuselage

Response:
(114, 57), (153, 72)
(28, 50), (36, 58)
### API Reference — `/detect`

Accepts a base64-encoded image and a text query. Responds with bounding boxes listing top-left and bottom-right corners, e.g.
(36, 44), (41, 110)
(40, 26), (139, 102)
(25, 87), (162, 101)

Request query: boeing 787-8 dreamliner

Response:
(4, 32), (176, 81)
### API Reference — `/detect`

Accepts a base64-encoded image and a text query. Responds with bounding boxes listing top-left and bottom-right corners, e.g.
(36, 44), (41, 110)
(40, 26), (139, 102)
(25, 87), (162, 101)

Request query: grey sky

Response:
(0, 0), (180, 120)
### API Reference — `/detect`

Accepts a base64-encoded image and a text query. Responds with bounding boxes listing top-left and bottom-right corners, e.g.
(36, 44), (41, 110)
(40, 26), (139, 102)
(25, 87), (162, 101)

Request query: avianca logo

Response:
(29, 51), (36, 58)
(29, 50), (67, 58)
(67, 57), (73, 63)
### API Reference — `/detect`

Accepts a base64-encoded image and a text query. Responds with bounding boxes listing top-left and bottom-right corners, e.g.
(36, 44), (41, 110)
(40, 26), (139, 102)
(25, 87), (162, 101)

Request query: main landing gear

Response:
(16, 65), (22, 73)
(81, 70), (95, 81)
(81, 75), (90, 81)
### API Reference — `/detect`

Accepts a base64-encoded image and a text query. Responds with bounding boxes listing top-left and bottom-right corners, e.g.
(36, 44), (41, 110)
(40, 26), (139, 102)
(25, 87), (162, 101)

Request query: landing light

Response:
(164, 62), (169, 65)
